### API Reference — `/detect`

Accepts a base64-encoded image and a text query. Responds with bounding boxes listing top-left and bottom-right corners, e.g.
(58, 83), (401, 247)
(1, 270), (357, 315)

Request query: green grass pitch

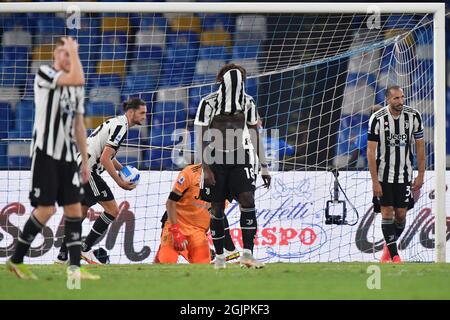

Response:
(1, 263), (450, 299)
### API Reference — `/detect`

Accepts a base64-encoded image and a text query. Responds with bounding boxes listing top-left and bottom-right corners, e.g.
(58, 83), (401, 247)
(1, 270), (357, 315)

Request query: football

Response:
(119, 165), (140, 185)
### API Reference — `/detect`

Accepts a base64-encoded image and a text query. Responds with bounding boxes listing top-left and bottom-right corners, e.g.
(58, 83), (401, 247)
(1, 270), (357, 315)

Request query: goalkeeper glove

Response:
(169, 224), (188, 251)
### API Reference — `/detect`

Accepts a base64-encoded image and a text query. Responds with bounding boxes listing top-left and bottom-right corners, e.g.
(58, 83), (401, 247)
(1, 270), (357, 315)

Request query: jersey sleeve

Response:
(194, 98), (213, 126)
(367, 113), (380, 142)
(106, 121), (128, 150)
(36, 65), (63, 90)
(172, 168), (192, 195)
(246, 97), (258, 126)
(413, 111), (424, 140)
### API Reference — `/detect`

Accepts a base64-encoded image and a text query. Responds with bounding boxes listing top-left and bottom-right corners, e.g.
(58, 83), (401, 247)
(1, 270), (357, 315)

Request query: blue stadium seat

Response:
(35, 16), (66, 43)
(2, 46), (29, 61)
(2, 14), (34, 32)
(384, 15), (417, 29)
(198, 46), (228, 60)
(85, 102), (116, 117)
(0, 102), (12, 138)
(232, 44), (260, 59)
(7, 138), (31, 169)
(123, 74), (158, 93)
(153, 101), (186, 114)
(245, 77), (258, 98)
(135, 14), (167, 30)
(0, 143), (7, 169)
(0, 60), (28, 87)
(199, 13), (234, 32)
(132, 46), (163, 60)
(15, 100), (35, 138)
(100, 43), (128, 60)
(88, 74), (122, 88)
(188, 83), (217, 117)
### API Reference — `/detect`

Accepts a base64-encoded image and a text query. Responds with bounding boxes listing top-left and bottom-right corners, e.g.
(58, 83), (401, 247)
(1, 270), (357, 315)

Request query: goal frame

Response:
(0, 2), (446, 263)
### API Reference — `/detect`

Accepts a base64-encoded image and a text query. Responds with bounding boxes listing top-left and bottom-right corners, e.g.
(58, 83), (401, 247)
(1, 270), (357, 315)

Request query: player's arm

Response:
(165, 184), (188, 251)
(367, 115), (382, 197)
(74, 113), (89, 184)
(412, 112), (425, 191)
(100, 145), (135, 190)
(248, 123), (271, 188)
(56, 37), (85, 86)
(112, 158), (123, 171)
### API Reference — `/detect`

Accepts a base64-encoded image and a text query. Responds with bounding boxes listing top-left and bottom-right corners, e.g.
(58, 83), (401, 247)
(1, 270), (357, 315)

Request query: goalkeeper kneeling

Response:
(154, 164), (212, 264)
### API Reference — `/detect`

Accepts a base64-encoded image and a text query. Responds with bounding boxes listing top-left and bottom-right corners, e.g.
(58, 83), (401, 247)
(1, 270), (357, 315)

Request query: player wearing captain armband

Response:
(56, 98), (147, 265)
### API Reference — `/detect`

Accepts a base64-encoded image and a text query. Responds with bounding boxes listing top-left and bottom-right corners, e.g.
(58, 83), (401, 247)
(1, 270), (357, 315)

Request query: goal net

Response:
(0, 3), (447, 264)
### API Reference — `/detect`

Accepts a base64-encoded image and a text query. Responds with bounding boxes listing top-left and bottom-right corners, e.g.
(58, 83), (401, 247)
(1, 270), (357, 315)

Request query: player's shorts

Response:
(81, 171), (115, 207)
(29, 148), (81, 207)
(200, 149), (257, 202)
(379, 182), (412, 208)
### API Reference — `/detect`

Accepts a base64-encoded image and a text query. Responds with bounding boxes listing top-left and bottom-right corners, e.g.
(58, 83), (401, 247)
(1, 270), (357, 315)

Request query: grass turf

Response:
(1, 263), (450, 299)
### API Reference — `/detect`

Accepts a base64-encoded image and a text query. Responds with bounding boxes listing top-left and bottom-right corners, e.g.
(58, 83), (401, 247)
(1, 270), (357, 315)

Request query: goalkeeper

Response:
(153, 163), (240, 264)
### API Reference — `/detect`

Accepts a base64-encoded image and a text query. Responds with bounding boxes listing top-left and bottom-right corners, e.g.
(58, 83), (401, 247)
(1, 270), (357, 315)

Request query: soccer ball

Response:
(119, 165), (140, 185)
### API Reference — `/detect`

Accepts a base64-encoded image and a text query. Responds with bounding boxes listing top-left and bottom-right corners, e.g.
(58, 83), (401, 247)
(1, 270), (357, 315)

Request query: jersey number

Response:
(244, 167), (256, 180)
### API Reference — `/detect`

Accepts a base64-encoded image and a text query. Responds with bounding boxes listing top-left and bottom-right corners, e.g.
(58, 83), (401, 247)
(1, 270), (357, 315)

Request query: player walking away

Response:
(194, 64), (271, 269)
(153, 165), (240, 264)
(6, 37), (98, 280)
(367, 85), (425, 263)
(55, 98), (147, 264)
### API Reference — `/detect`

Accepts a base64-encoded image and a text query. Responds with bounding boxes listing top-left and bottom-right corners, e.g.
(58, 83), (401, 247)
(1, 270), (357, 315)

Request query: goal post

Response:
(0, 2), (446, 263)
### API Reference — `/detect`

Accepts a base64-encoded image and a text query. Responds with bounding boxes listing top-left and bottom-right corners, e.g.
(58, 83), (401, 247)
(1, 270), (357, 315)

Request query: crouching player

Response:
(154, 164), (239, 264)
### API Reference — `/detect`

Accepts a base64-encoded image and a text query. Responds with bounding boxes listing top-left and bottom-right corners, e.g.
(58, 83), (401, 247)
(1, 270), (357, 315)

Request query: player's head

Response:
(216, 63), (247, 83)
(123, 98), (147, 127)
(385, 85), (404, 112)
(53, 37), (71, 72)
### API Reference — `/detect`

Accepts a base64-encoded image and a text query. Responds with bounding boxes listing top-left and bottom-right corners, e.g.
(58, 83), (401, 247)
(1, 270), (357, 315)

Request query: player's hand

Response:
(80, 162), (90, 184)
(372, 181), (383, 198)
(412, 175), (424, 191)
(118, 178), (136, 191)
(169, 224), (188, 251)
(62, 36), (79, 54)
(203, 166), (216, 186)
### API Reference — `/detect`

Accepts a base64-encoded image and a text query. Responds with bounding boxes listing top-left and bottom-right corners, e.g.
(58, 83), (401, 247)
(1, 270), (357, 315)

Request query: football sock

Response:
(394, 219), (406, 240)
(210, 214), (225, 255)
(64, 216), (82, 267)
(382, 218), (398, 258)
(11, 214), (43, 264)
(223, 215), (236, 252)
(83, 212), (115, 252)
(240, 207), (257, 253)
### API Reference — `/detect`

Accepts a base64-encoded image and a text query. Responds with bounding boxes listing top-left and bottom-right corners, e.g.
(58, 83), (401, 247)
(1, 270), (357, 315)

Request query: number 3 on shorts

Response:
(405, 185), (411, 200)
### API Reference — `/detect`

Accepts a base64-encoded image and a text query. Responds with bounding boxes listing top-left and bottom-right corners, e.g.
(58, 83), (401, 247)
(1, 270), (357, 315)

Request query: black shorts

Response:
(379, 182), (412, 208)
(29, 148), (81, 208)
(81, 171), (115, 207)
(200, 150), (257, 202)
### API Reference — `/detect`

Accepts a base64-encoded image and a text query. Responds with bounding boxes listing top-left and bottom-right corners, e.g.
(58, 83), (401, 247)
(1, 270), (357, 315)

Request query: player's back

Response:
(174, 164), (210, 233)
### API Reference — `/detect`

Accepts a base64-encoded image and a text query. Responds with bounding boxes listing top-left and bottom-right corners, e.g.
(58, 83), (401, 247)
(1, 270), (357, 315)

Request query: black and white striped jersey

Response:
(194, 69), (259, 127)
(368, 105), (424, 183)
(79, 115), (128, 175)
(31, 65), (85, 162)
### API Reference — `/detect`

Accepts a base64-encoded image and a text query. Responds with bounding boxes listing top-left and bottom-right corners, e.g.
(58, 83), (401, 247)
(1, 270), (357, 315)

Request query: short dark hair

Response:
(216, 63), (247, 83)
(123, 98), (146, 112)
(385, 85), (402, 99)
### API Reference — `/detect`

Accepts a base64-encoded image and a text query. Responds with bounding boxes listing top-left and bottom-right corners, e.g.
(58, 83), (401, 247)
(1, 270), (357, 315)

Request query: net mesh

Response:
(0, 9), (444, 263)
